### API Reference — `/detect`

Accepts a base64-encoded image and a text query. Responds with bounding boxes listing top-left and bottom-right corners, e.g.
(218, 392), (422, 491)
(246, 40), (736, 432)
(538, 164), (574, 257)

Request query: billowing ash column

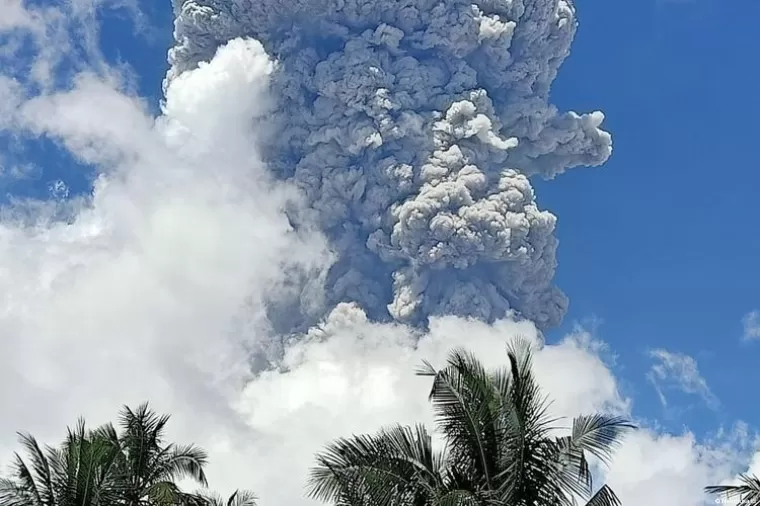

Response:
(167, 0), (611, 330)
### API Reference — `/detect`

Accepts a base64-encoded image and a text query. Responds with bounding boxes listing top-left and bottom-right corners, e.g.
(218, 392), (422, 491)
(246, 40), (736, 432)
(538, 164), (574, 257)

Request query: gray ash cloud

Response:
(167, 0), (611, 330)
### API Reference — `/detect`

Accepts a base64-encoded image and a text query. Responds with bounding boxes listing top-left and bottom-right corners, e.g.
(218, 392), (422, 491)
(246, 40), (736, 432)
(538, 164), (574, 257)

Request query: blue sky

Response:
(0, 0), (756, 501)
(541, 0), (760, 434)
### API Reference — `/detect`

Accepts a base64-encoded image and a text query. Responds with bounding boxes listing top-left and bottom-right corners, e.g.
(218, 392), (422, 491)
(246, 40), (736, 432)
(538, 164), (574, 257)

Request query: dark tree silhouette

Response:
(0, 404), (254, 506)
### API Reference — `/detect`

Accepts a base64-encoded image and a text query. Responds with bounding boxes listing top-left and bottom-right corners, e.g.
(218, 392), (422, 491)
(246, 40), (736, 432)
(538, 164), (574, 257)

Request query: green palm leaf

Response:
(705, 473), (760, 505)
(583, 485), (622, 506)
(193, 489), (258, 506)
(569, 415), (636, 465)
(308, 423), (449, 506)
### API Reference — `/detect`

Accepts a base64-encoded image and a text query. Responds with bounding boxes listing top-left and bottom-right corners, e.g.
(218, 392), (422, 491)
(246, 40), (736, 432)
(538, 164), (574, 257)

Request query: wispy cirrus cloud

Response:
(742, 310), (760, 341)
(647, 348), (719, 410)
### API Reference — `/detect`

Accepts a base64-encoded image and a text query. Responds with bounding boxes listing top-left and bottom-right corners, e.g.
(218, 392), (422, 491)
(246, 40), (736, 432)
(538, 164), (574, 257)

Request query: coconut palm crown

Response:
(308, 337), (635, 506)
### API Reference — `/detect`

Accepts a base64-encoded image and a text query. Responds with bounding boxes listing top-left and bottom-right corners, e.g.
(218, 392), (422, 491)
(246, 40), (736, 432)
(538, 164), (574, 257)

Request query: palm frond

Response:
(308, 423), (444, 506)
(419, 348), (506, 491)
(505, 337), (556, 441)
(150, 444), (208, 487)
(225, 489), (258, 506)
(569, 415), (636, 465)
(434, 488), (480, 506)
(16, 434), (55, 506)
(549, 436), (594, 498)
(0, 476), (36, 506)
(705, 473), (760, 504)
(583, 485), (622, 506)
(532, 415), (634, 506)
(492, 337), (566, 505)
(145, 480), (184, 506)
(190, 490), (224, 506)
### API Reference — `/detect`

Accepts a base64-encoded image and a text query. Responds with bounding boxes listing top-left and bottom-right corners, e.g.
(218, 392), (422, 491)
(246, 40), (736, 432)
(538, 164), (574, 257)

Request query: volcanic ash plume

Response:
(168, 0), (612, 330)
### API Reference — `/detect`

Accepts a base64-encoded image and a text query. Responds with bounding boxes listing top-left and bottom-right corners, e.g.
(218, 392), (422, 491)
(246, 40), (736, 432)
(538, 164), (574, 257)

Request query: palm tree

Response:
(0, 419), (122, 506)
(97, 403), (209, 506)
(308, 337), (635, 506)
(1, 404), (217, 506)
(705, 474), (760, 505)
